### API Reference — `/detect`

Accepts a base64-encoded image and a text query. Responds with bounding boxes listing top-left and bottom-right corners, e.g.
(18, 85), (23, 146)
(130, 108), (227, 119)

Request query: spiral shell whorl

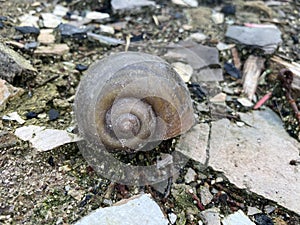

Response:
(74, 52), (195, 152)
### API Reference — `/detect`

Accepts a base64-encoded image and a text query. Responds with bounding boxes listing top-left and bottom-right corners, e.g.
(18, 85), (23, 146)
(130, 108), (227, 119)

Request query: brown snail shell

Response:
(74, 52), (195, 152)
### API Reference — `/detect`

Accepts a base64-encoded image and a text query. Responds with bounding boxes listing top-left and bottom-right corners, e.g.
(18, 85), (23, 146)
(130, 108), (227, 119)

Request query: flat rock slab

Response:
(225, 25), (282, 54)
(75, 194), (168, 225)
(0, 42), (37, 83)
(209, 109), (300, 214)
(164, 40), (223, 82)
(177, 108), (300, 215)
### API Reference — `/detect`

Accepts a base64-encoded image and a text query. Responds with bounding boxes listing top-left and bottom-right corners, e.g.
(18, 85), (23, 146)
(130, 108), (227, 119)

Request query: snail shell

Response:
(74, 52), (195, 152)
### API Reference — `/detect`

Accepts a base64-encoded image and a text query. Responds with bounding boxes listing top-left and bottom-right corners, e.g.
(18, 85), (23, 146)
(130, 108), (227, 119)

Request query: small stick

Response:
(278, 69), (300, 124)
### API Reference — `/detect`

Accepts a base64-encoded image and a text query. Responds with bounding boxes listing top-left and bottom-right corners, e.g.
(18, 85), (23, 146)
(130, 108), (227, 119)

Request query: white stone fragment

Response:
(222, 210), (255, 225)
(200, 208), (221, 225)
(75, 194), (168, 225)
(210, 93), (227, 104)
(188, 33), (208, 42)
(172, 62), (193, 82)
(14, 125), (82, 151)
(216, 42), (235, 51)
(185, 168), (197, 183)
(85, 11), (110, 20)
(53, 5), (69, 17)
(19, 14), (39, 27)
(247, 206), (262, 216)
(211, 12), (224, 24)
(172, 0), (198, 7)
(2, 112), (25, 124)
(199, 186), (213, 206)
(168, 213), (177, 224)
(41, 13), (62, 28)
(111, 0), (156, 11)
(237, 97), (254, 107)
(99, 25), (115, 34)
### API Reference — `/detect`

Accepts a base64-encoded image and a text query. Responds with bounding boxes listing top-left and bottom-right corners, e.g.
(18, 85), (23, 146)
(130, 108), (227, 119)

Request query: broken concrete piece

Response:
(0, 79), (24, 110)
(165, 40), (223, 82)
(34, 44), (70, 56)
(75, 194), (168, 225)
(0, 42), (37, 83)
(242, 55), (265, 100)
(225, 25), (282, 54)
(209, 109), (300, 215)
(14, 125), (82, 151)
(111, 0), (156, 11)
(222, 210), (255, 225)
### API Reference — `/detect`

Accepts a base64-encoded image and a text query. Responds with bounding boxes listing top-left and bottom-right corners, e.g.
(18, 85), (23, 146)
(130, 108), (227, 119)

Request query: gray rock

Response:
(75, 194), (168, 225)
(0, 42), (37, 83)
(185, 168), (197, 183)
(200, 208), (221, 225)
(41, 13), (62, 28)
(225, 25), (282, 54)
(111, 0), (156, 11)
(165, 40), (223, 82)
(247, 206), (262, 216)
(209, 108), (300, 215)
(264, 205), (276, 214)
(222, 210), (255, 225)
(199, 186), (213, 206)
(87, 32), (124, 46)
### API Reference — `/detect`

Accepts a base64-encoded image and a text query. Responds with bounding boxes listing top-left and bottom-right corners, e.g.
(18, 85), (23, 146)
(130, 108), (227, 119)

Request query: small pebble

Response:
(254, 214), (274, 225)
(264, 205), (276, 214)
(168, 213), (177, 224)
(221, 4), (236, 15)
(75, 64), (89, 72)
(24, 42), (38, 50)
(185, 168), (197, 183)
(15, 26), (40, 35)
(48, 156), (55, 166)
(26, 111), (38, 119)
(291, 35), (299, 44)
(224, 62), (241, 79)
(48, 109), (60, 121)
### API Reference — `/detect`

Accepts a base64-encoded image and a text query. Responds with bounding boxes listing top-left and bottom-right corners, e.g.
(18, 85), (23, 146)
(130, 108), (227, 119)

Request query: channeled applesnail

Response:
(74, 52), (195, 153)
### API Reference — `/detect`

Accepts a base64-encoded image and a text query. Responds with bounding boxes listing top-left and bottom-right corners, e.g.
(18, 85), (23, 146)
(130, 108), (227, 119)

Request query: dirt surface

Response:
(0, 0), (300, 224)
